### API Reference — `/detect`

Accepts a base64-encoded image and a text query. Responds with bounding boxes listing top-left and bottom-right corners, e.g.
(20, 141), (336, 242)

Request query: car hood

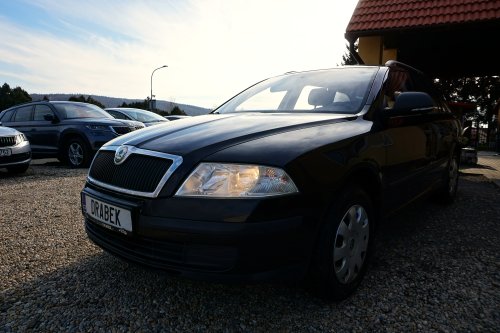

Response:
(144, 120), (168, 127)
(0, 126), (21, 136)
(104, 113), (355, 157)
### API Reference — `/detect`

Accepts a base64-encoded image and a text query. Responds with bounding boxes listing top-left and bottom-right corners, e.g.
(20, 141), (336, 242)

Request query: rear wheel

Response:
(309, 186), (374, 300)
(65, 137), (91, 168)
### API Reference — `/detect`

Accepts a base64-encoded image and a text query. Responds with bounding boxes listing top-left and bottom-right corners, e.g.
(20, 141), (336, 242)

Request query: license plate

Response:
(83, 194), (133, 232)
(0, 148), (11, 157)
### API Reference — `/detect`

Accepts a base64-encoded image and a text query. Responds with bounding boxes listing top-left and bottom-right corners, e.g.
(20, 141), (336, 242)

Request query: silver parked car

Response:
(105, 108), (169, 127)
(0, 122), (31, 173)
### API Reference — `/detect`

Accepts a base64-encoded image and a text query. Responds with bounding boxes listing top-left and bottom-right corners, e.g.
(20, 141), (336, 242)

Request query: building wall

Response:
(358, 36), (397, 65)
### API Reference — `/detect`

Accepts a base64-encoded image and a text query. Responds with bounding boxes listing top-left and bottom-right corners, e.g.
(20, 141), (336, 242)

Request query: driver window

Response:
(382, 69), (412, 109)
(34, 105), (54, 121)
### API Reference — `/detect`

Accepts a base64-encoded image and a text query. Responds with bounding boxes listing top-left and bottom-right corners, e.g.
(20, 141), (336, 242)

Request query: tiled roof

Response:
(346, 0), (500, 35)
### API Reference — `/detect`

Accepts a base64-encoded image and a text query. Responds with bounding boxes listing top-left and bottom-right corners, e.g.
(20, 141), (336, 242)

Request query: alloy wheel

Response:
(68, 142), (84, 166)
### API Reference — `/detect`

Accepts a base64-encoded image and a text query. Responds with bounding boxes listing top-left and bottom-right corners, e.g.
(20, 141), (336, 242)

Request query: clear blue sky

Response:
(0, 0), (359, 108)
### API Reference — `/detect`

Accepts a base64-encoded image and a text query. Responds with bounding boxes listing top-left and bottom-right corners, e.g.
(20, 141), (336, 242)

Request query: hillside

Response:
(30, 94), (211, 116)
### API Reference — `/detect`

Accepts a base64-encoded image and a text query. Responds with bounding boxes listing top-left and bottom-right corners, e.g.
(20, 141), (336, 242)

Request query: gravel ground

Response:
(1, 163), (499, 332)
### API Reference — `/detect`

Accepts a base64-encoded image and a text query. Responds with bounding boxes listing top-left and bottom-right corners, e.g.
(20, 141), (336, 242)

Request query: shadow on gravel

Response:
(0, 164), (87, 181)
(1, 177), (499, 332)
(0, 158), (66, 178)
(0, 169), (34, 179)
(460, 163), (496, 171)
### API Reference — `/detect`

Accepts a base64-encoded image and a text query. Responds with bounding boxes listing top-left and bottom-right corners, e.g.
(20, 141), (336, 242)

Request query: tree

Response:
(435, 76), (500, 146)
(0, 83), (31, 110)
(120, 97), (173, 115)
(120, 98), (149, 110)
(69, 95), (105, 109)
(170, 106), (187, 115)
(339, 43), (359, 66)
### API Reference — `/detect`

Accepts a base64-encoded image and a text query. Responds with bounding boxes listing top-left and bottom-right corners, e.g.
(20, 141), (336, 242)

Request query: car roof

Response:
(3, 100), (95, 111)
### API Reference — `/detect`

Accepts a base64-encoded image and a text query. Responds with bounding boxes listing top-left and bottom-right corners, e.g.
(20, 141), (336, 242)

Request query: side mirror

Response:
(43, 114), (56, 122)
(392, 92), (434, 113)
(0, 121), (2, 126)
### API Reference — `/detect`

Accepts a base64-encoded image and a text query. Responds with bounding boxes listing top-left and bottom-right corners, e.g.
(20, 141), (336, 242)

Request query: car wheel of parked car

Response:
(309, 186), (374, 300)
(66, 138), (90, 168)
(6, 163), (30, 174)
(435, 152), (459, 204)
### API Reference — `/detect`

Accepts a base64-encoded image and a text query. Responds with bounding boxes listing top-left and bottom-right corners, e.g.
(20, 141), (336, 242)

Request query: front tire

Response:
(66, 137), (90, 168)
(309, 186), (374, 300)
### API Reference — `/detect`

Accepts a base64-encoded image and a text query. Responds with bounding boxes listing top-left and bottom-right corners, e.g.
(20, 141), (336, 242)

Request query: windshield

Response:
(54, 103), (113, 119)
(120, 109), (166, 122)
(215, 67), (378, 114)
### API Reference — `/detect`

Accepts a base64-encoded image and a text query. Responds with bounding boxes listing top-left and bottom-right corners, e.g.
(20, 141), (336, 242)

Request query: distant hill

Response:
(30, 94), (211, 116)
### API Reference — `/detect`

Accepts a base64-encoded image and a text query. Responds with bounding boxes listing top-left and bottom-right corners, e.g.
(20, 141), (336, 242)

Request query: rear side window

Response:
(13, 105), (33, 122)
(0, 109), (14, 122)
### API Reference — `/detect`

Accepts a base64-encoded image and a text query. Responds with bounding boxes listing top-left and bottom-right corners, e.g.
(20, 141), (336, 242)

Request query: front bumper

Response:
(86, 131), (119, 151)
(0, 141), (31, 167)
(81, 186), (317, 282)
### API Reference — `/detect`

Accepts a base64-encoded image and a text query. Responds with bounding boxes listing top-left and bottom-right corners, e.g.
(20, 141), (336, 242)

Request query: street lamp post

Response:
(150, 65), (168, 111)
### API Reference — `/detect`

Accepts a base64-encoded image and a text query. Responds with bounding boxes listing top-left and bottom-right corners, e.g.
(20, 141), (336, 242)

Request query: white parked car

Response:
(0, 123), (31, 173)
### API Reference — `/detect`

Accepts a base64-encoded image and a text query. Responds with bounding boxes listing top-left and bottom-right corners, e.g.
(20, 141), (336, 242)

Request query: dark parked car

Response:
(0, 124), (31, 173)
(81, 61), (461, 300)
(105, 108), (169, 127)
(0, 101), (145, 167)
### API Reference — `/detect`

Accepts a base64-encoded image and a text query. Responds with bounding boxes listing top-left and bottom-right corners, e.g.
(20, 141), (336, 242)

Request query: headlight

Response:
(86, 125), (111, 131)
(15, 133), (28, 144)
(176, 163), (298, 198)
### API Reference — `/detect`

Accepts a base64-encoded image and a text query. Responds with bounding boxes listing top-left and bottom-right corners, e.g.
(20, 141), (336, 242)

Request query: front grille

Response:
(0, 152), (31, 163)
(112, 126), (133, 135)
(89, 150), (173, 193)
(86, 220), (237, 271)
(0, 136), (16, 147)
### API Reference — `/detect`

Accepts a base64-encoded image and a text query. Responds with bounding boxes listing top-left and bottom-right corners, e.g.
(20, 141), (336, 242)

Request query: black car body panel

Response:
(106, 113), (355, 161)
(80, 62), (461, 283)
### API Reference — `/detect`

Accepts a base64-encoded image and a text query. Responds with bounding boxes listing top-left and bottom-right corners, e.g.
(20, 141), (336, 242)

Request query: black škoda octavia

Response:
(81, 61), (461, 300)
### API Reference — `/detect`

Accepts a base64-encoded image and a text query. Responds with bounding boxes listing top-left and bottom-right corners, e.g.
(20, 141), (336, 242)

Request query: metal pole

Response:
(150, 65), (167, 110)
